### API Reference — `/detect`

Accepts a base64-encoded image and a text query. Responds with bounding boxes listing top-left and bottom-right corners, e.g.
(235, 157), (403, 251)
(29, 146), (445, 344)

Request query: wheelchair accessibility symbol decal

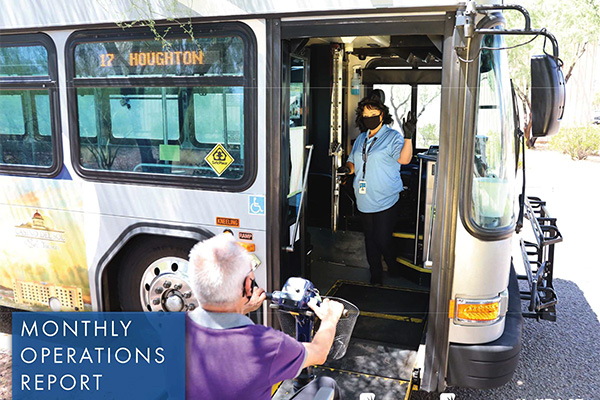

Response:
(248, 195), (265, 215)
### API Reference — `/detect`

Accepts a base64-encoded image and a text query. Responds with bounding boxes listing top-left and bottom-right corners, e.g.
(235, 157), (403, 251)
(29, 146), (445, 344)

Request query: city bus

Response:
(0, 0), (564, 397)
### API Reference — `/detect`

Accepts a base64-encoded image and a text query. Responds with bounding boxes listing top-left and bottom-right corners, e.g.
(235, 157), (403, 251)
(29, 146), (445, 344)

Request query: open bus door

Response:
(271, 12), (453, 399)
(280, 40), (312, 283)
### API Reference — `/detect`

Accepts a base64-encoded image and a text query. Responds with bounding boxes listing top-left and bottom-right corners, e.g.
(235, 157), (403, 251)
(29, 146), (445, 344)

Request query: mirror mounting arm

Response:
(475, 4), (531, 30)
(474, 4), (559, 59)
(474, 28), (560, 60)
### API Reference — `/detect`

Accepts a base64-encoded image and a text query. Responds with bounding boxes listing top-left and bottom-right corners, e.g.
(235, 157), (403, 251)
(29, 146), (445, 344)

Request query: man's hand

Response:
(242, 286), (266, 314)
(308, 298), (344, 326)
(302, 298), (345, 367)
(402, 111), (417, 140)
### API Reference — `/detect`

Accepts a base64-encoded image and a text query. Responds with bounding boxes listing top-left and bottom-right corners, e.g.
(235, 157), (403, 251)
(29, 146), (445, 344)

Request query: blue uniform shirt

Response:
(347, 125), (404, 213)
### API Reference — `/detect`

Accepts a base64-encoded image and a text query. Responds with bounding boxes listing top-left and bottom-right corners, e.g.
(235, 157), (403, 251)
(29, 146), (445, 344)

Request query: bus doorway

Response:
(276, 27), (444, 398)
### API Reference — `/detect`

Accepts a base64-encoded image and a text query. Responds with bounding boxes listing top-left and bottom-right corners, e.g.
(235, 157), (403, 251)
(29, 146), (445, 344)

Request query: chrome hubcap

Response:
(139, 256), (198, 312)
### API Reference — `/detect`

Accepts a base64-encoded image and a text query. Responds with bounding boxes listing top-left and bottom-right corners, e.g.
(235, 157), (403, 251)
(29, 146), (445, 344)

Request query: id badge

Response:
(358, 180), (367, 195)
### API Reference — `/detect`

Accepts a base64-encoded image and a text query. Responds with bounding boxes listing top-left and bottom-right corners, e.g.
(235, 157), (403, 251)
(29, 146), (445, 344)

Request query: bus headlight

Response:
(450, 290), (508, 324)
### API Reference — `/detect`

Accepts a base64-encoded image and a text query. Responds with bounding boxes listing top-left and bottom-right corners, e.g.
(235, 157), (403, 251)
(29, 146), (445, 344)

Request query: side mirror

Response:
(530, 54), (565, 137)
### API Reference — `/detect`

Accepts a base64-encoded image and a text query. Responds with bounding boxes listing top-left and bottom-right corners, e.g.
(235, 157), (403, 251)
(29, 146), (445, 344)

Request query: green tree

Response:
(97, 0), (195, 44)
(593, 91), (600, 110)
(505, 0), (600, 147)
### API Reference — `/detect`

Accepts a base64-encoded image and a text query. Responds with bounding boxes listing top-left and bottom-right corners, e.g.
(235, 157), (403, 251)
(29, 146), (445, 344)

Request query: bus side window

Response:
(67, 24), (255, 188)
(0, 37), (59, 175)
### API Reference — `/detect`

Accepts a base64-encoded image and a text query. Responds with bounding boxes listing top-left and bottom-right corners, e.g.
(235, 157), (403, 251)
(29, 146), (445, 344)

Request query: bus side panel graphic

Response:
(0, 179), (90, 311)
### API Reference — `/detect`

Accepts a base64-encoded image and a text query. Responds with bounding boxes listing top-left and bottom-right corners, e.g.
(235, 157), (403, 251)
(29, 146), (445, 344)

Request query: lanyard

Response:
(362, 135), (377, 177)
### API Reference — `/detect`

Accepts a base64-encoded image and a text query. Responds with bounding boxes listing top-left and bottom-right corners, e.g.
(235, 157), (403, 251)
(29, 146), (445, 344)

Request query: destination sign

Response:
(74, 35), (243, 78)
(100, 51), (204, 68)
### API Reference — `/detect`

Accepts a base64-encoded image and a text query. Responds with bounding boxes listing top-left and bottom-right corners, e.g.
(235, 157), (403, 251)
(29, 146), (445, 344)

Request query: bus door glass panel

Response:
(472, 35), (515, 229)
(0, 44), (54, 168)
(288, 57), (307, 243)
(72, 32), (248, 181)
(414, 84), (441, 263)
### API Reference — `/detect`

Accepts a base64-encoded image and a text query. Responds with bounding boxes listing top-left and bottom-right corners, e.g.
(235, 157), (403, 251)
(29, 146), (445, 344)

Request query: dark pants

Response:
(289, 376), (342, 400)
(360, 201), (400, 284)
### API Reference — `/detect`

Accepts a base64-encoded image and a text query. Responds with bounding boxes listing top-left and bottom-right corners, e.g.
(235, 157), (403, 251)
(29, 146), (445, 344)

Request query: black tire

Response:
(117, 237), (194, 311)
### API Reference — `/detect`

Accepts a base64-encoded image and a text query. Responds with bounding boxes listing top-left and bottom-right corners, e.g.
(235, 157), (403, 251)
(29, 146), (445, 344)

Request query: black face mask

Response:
(363, 115), (382, 131)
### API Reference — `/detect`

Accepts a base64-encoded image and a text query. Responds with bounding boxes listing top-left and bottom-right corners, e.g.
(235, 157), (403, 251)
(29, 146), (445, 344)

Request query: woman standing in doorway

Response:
(338, 93), (416, 284)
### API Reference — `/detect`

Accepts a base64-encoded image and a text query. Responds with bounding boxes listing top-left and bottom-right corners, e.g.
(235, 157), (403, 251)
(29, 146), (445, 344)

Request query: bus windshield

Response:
(472, 34), (516, 230)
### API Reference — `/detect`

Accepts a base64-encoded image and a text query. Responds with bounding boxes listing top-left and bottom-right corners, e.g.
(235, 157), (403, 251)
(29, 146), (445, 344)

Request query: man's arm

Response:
(301, 299), (344, 368)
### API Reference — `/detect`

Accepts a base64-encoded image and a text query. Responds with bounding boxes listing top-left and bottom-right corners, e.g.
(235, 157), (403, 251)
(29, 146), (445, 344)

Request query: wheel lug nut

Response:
(188, 303), (196, 311)
(183, 291), (192, 299)
(173, 283), (182, 290)
(152, 298), (160, 305)
(163, 281), (172, 288)
(155, 287), (164, 294)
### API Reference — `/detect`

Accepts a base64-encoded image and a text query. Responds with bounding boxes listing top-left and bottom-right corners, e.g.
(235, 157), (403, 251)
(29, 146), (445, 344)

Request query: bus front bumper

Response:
(446, 267), (523, 389)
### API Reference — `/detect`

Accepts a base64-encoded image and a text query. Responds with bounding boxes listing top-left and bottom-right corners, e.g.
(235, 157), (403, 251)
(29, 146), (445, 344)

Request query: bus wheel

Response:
(117, 239), (198, 312)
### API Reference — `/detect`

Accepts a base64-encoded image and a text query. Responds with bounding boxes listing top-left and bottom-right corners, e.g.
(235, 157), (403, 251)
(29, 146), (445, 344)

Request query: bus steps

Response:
(517, 196), (562, 321)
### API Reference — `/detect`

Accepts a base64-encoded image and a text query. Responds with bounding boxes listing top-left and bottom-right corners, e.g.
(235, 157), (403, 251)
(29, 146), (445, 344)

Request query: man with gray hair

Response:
(186, 233), (344, 400)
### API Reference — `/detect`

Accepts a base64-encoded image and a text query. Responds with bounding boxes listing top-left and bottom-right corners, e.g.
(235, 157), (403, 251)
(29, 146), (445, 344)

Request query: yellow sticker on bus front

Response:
(205, 144), (234, 176)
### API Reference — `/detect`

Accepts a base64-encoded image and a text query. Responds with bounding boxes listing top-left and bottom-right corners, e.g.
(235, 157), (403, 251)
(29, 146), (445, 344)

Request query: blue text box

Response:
(12, 312), (185, 399)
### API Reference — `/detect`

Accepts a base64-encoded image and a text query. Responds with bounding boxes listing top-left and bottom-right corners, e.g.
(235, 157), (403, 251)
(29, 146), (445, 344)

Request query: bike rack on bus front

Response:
(518, 196), (562, 321)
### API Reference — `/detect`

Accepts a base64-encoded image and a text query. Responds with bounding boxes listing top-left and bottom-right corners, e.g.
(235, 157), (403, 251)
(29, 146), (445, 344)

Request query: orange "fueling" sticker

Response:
(216, 217), (240, 227)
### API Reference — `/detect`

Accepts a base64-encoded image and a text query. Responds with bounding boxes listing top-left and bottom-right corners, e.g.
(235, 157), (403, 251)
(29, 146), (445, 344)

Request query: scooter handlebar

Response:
(265, 291), (350, 318)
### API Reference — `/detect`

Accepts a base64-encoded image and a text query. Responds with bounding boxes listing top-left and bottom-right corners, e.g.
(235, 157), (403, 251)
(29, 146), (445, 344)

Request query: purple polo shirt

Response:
(186, 308), (306, 400)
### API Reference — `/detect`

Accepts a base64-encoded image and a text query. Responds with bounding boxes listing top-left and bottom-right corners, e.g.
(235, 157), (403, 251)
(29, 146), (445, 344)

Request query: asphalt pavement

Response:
(448, 278), (600, 400)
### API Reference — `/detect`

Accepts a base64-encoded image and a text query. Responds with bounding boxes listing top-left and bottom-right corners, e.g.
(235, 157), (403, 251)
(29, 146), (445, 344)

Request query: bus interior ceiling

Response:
(279, 33), (442, 395)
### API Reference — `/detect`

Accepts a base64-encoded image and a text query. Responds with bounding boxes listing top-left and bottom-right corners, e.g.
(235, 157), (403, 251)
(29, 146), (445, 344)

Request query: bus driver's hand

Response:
(308, 298), (344, 326)
(402, 111), (417, 140)
(337, 165), (351, 175)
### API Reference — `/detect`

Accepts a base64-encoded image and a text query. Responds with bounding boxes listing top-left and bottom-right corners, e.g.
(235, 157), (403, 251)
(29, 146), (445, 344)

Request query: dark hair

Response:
(355, 95), (393, 132)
